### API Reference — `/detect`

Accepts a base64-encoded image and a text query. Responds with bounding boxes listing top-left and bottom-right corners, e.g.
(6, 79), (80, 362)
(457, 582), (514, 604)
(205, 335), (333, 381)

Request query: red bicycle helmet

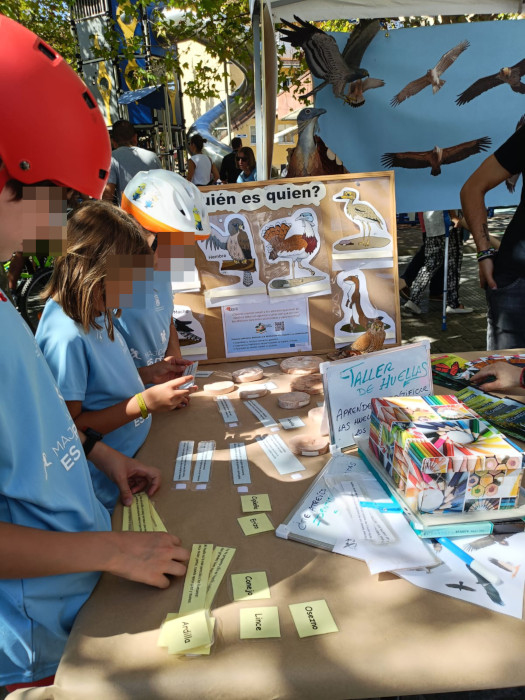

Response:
(0, 15), (111, 198)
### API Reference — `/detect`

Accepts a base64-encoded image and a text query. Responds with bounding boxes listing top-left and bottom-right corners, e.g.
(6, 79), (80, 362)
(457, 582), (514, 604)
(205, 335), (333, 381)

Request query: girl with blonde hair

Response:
(36, 200), (196, 511)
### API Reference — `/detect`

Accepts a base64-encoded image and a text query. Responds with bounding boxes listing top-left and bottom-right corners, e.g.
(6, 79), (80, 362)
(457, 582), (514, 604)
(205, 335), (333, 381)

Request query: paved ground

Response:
(398, 211), (513, 355)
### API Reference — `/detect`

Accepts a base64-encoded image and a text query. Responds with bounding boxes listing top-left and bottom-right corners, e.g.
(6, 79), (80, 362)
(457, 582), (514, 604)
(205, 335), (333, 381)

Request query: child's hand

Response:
(109, 532), (190, 588)
(143, 376), (197, 412)
(164, 355), (192, 377)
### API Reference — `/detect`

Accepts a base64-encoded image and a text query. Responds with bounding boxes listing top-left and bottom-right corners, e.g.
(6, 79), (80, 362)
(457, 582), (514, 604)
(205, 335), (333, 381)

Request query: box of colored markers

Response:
(369, 395), (524, 515)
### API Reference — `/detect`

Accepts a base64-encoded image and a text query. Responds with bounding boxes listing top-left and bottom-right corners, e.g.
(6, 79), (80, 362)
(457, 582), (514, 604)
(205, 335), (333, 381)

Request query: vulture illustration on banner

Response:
(286, 107), (347, 177)
(381, 136), (491, 176)
(506, 114), (525, 193)
(279, 16), (381, 103)
(391, 40), (469, 107)
(206, 218), (255, 287)
(456, 58), (525, 105)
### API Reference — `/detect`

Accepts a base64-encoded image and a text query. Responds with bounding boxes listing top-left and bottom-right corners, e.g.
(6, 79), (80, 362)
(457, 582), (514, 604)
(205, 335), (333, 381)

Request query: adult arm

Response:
(460, 155), (512, 289)
(211, 162), (220, 183)
(470, 362), (525, 395)
(186, 159), (196, 183)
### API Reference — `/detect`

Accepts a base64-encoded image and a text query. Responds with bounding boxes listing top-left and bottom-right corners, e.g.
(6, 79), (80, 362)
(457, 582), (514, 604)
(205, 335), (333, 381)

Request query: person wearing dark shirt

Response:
(219, 137), (242, 184)
(461, 127), (525, 349)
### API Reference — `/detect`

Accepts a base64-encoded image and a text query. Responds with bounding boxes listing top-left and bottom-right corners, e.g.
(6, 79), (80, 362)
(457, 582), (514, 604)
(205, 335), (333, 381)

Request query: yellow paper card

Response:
(186, 616), (216, 656)
(240, 607), (280, 639)
(237, 513), (274, 536)
(240, 493), (272, 513)
(231, 571), (271, 601)
(122, 505), (132, 532)
(288, 600), (338, 638)
(179, 544), (214, 614)
(158, 612), (181, 647)
(205, 546), (236, 608)
(163, 610), (212, 654)
(131, 492), (155, 532)
(149, 501), (167, 532)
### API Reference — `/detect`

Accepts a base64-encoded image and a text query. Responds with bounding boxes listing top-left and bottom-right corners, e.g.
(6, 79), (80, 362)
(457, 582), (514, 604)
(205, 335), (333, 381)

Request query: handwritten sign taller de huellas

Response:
(321, 341), (432, 450)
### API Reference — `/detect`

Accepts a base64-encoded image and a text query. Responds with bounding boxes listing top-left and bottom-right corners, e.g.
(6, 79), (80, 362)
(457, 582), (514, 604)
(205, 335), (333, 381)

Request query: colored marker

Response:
(437, 537), (503, 587)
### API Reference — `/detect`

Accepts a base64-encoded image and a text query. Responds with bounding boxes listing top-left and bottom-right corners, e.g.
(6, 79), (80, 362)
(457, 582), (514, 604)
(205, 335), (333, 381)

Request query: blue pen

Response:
(437, 537), (502, 587)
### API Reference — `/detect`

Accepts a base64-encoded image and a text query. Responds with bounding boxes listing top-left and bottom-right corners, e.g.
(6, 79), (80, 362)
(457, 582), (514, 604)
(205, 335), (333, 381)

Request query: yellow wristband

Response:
(135, 392), (149, 419)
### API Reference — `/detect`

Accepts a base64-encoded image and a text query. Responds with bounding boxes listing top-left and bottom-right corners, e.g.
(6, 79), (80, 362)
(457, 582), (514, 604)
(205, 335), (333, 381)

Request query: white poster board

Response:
(321, 341), (432, 450)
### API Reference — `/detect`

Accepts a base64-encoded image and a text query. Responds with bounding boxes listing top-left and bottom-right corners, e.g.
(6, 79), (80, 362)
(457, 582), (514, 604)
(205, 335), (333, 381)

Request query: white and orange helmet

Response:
(121, 169), (210, 241)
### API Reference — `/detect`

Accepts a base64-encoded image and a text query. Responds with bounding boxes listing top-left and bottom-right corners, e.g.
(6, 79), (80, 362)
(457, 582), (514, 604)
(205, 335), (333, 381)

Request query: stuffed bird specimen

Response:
(286, 107), (347, 178)
(456, 58), (525, 105)
(391, 40), (469, 107)
(381, 137), (491, 176)
(279, 15), (372, 102)
(206, 218), (254, 287)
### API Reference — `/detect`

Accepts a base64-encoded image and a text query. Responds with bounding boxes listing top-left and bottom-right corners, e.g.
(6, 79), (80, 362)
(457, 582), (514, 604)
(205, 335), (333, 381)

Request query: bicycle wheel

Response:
(18, 268), (53, 333)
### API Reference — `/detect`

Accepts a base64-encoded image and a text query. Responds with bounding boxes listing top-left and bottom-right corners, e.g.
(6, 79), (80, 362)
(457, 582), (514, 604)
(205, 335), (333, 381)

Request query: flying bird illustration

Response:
(506, 114), (525, 193)
(286, 107), (347, 178)
(467, 564), (504, 606)
(346, 77), (385, 107)
(262, 214), (319, 279)
(334, 189), (385, 246)
(206, 218), (254, 287)
(465, 533), (514, 552)
(445, 581), (475, 592)
(279, 15), (370, 101)
(381, 137), (491, 176)
(391, 40), (469, 107)
(456, 58), (525, 105)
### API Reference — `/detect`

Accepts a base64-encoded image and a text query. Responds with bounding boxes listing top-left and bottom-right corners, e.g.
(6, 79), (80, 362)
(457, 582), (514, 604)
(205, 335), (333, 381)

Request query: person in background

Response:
(461, 126), (525, 350)
(403, 210), (473, 315)
(0, 16), (189, 693)
(236, 146), (257, 183)
(219, 137), (242, 184)
(399, 212), (444, 303)
(36, 201), (197, 513)
(118, 168), (210, 371)
(186, 133), (219, 186)
(102, 120), (162, 205)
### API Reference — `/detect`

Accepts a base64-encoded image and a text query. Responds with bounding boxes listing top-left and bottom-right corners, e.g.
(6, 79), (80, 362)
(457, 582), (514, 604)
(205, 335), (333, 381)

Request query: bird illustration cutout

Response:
(381, 137), (491, 177)
(200, 215), (265, 296)
(333, 269), (395, 346)
(456, 57), (525, 105)
(261, 208), (329, 295)
(332, 188), (392, 256)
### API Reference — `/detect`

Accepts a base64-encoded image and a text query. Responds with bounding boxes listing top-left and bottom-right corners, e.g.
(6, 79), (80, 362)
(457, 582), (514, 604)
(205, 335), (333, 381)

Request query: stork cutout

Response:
(261, 208), (329, 295)
(334, 269), (395, 341)
(332, 187), (392, 256)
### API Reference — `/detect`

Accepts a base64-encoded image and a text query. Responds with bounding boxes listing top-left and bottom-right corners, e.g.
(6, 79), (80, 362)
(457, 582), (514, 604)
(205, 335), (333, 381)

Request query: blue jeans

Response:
(486, 277), (525, 350)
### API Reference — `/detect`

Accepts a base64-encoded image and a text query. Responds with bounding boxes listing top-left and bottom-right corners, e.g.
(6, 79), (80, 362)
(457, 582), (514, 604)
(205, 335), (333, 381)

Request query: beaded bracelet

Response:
(476, 248), (496, 262)
(520, 368), (525, 389)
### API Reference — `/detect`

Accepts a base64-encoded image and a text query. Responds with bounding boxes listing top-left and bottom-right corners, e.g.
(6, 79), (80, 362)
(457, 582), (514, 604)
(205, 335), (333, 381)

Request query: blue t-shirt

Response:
(0, 297), (111, 685)
(114, 271), (174, 369)
(237, 169), (257, 183)
(36, 299), (151, 511)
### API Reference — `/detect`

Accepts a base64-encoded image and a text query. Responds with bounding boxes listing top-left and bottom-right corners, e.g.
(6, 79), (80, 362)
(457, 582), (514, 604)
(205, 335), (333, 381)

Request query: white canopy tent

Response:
(250, 0), (524, 178)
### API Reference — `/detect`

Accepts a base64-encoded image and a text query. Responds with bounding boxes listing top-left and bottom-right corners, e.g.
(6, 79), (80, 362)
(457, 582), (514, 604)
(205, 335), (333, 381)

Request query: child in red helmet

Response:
(0, 15), (189, 690)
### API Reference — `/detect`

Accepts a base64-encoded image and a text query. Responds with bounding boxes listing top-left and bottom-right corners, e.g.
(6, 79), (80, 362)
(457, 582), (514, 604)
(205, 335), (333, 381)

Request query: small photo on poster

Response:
(222, 298), (312, 358)
(173, 305), (207, 360)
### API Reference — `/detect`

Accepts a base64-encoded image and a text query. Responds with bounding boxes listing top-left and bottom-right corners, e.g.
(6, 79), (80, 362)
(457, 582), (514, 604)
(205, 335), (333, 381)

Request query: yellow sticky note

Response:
(205, 546), (236, 609)
(179, 544), (214, 614)
(231, 571), (271, 601)
(240, 493), (272, 513)
(186, 615), (216, 656)
(162, 610), (212, 654)
(237, 513), (274, 536)
(158, 612), (181, 648)
(149, 500), (167, 532)
(240, 607), (280, 639)
(289, 600), (338, 638)
(131, 492), (155, 532)
(122, 505), (132, 532)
